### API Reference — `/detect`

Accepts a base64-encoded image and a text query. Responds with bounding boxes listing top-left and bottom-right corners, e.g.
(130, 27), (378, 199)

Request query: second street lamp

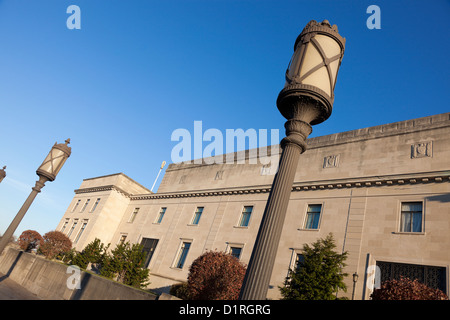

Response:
(352, 272), (359, 300)
(0, 139), (71, 255)
(239, 20), (346, 300)
(0, 166), (6, 184)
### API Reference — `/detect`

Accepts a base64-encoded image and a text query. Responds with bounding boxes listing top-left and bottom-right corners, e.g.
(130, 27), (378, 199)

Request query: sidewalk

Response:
(0, 273), (40, 300)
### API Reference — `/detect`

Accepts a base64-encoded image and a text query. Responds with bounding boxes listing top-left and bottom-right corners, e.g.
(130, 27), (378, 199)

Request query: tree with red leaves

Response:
(18, 230), (43, 252)
(39, 231), (72, 259)
(186, 251), (247, 300)
(371, 276), (448, 300)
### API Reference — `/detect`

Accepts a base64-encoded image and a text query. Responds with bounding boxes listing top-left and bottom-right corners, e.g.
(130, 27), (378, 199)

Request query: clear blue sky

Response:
(0, 0), (449, 238)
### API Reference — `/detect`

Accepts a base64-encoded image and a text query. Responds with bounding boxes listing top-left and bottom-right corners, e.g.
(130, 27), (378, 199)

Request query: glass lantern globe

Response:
(36, 139), (72, 181)
(277, 20), (346, 125)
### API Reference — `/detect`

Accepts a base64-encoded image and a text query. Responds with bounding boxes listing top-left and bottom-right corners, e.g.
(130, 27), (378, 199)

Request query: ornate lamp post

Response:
(0, 166), (6, 183)
(0, 139), (71, 255)
(239, 20), (346, 300)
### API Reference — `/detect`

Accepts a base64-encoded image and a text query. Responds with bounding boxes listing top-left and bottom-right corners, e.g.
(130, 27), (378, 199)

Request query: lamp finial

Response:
(322, 19), (331, 27)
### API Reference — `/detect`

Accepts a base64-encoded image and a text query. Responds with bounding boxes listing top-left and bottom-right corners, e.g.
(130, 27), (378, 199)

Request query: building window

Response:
(61, 220), (69, 233)
(230, 247), (242, 260)
(304, 204), (322, 229)
(80, 199), (90, 212)
(191, 207), (204, 225)
(119, 234), (127, 244)
(155, 207), (166, 224)
(238, 206), (253, 227)
(74, 221), (88, 243)
(67, 220), (78, 238)
(174, 241), (191, 269)
(226, 243), (244, 259)
(141, 238), (159, 268)
(90, 198), (101, 212)
(128, 208), (140, 223)
(294, 254), (305, 272)
(400, 202), (423, 233)
(72, 199), (81, 212)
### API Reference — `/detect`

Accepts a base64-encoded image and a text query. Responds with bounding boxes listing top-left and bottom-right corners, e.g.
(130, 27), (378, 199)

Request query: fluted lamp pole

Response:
(0, 166), (6, 184)
(0, 139), (71, 255)
(239, 20), (346, 300)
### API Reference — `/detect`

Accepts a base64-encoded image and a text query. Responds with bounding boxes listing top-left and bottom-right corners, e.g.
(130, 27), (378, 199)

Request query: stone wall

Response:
(0, 247), (157, 300)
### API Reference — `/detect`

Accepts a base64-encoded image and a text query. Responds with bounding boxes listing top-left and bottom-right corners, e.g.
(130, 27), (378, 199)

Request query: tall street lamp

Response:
(0, 166), (6, 184)
(239, 20), (346, 300)
(0, 139), (71, 255)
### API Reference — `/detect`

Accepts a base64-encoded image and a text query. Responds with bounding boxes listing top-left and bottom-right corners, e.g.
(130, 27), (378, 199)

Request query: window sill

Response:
(234, 226), (249, 229)
(298, 228), (320, 231)
(169, 267), (184, 271)
(187, 224), (199, 227)
(392, 231), (426, 235)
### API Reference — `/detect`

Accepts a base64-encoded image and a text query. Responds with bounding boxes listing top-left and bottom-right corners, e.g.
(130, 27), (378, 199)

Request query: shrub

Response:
(280, 233), (348, 300)
(170, 282), (190, 300)
(186, 250), (247, 300)
(18, 230), (43, 252)
(70, 238), (110, 270)
(371, 276), (448, 300)
(100, 241), (149, 289)
(39, 231), (72, 259)
(59, 248), (77, 264)
(81, 238), (109, 264)
(71, 251), (89, 269)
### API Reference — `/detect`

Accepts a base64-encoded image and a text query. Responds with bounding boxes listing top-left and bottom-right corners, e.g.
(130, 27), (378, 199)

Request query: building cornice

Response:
(74, 185), (131, 198)
(74, 171), (450, 200)
(82, 172), (151, 193)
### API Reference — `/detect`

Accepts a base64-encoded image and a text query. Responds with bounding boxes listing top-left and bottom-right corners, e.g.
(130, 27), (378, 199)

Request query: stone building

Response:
(56, 113), (450, 299)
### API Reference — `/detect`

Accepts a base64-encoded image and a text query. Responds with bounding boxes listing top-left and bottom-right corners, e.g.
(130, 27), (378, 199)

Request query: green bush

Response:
(280, 233), (348, 300)
(72, 252), (88, 269)
(58, 248), (76, 263)
(66, 238), (149, 289)
(99, 241), (150, 289)
(68, 238), (109, 270)
(170, 282), (190, 300)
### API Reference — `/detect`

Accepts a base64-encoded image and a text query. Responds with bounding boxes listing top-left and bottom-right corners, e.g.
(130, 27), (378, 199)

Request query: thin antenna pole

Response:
(151, 161), (166, 192)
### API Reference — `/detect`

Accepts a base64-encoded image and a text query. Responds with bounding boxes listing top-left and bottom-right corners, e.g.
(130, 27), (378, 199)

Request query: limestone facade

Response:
(56, 113), (450, 299)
